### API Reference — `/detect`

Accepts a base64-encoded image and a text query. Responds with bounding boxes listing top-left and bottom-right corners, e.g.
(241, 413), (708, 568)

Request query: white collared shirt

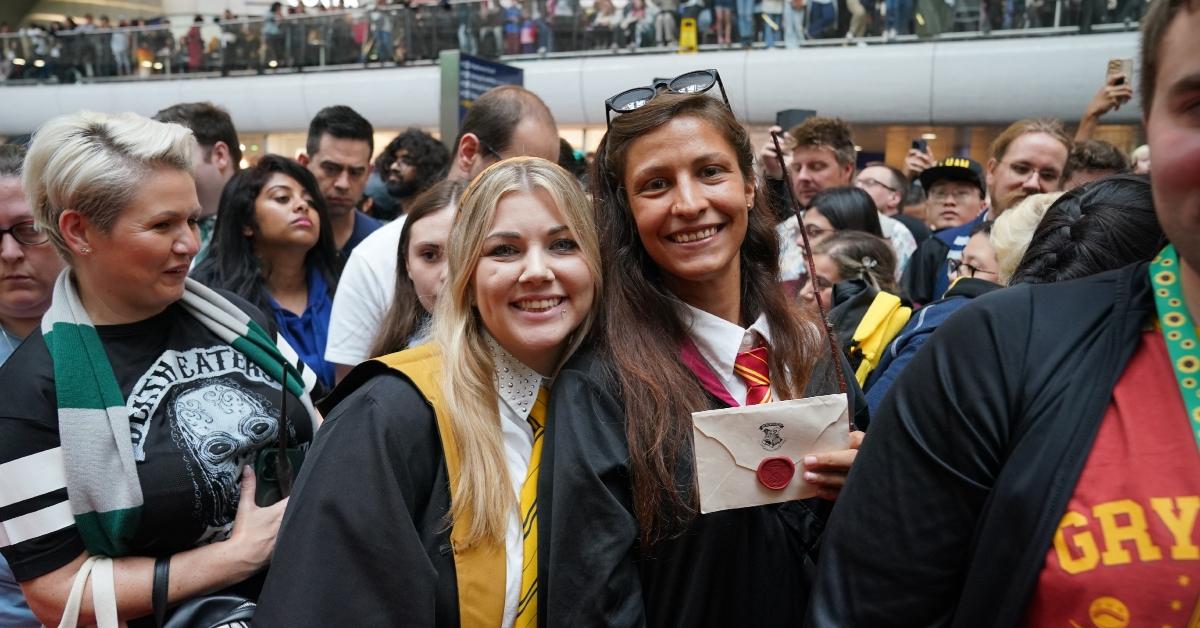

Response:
(487, 336), (545, 628)
(679, 303), (778, 406)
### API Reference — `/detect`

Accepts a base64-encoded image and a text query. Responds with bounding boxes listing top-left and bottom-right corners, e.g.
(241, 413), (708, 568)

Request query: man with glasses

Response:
(856, 161), (930, 245)
(985, 118), (1071, 216)
(900, 156), (988, 304)
(0, 143), (63, 628)
(905, 121), (1069, 305)
(325, 85), (560, 381)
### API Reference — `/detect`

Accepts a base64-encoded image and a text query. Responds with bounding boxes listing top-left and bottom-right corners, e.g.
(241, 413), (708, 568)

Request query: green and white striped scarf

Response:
(42, 271), (320, 557)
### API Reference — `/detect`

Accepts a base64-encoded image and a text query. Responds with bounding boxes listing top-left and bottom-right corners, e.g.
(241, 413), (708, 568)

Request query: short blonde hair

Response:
(23, 111), (196, 258)
(990, 192), (1063, 284)
(433, 156), (602, 547)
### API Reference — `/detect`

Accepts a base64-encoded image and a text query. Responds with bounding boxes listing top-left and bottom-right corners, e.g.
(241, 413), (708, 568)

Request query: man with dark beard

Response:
(365, 129), (450, 222)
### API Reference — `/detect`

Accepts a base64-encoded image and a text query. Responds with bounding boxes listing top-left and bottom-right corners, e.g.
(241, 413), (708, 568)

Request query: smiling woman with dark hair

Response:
(543, 72), (868, 627)
(193, 155), (341, 388)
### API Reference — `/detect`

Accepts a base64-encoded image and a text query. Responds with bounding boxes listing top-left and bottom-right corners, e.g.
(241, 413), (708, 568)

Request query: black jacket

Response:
(544, 346), (868, 628)
(807, 262), (1154, 627)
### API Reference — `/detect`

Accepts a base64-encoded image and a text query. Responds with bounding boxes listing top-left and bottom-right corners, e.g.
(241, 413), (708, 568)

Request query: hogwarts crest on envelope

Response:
(692, 394), (850, 514)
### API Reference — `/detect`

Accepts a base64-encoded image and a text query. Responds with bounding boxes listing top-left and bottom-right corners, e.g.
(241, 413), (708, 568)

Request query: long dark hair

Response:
(1010, 174), (1164, 285)
(592, 94), (823, 545)
(809, 187), (883, 237)
(194, 154), (339, 314)
(369, 179), (466, 357)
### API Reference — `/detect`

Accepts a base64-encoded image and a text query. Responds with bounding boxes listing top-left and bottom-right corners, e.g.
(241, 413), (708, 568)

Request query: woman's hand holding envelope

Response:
(802, 430), (865, 501)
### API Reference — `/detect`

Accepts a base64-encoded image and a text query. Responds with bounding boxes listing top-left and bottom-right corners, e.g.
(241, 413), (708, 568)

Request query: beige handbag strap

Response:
(56, 555), (120, 628)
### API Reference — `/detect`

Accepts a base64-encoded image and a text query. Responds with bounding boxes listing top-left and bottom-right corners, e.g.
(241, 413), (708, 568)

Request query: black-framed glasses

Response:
(947, 258), (997, 279)
(604, 69), (730, 126)
(480, 141), (504, 162)
(855, 176), (897, 193)
(0, 221), (49, 246)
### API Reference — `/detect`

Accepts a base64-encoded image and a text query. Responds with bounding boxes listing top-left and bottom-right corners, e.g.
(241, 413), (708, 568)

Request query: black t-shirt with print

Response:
(0, 294), (314, 584)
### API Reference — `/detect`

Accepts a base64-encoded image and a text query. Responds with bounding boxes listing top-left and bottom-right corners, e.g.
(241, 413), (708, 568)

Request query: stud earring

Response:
(79, 246), (92, 255)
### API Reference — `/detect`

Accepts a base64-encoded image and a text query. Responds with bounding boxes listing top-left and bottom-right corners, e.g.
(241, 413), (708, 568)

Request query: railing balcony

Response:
(0, 0), (1142, 86)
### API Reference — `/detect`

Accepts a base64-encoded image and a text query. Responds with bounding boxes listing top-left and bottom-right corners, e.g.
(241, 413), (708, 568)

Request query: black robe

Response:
(541, 347), (868, 628)
(255, 365), (461, 627)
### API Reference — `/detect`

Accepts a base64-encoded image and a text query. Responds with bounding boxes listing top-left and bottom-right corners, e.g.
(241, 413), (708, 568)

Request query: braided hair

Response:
(1009, 174), (1165, 285)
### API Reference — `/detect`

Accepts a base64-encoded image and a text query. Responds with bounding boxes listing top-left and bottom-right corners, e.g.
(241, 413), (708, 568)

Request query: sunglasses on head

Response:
(604, 69), (730, 127)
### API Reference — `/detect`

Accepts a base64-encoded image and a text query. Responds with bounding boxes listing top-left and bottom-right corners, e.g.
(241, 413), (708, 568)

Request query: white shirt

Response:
(679, 303), (777, 406)
(324, 215), (407, 366)
(487, 336), (544, 628)
(775, 213), (917, 282)
(878, 213), (917, 278)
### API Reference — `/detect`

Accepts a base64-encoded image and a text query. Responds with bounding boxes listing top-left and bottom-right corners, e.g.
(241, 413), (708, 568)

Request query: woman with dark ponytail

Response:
(543, 75), (868, 627)
(1010, 174), (1164, 285)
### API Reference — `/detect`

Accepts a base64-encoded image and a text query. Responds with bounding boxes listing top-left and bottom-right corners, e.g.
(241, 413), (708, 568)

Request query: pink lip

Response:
(292, 218), (313, 228)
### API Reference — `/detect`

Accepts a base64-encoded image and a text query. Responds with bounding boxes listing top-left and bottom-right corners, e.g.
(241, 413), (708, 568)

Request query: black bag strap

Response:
(153, 555), (170, 628)
(276, 358), (294, 499)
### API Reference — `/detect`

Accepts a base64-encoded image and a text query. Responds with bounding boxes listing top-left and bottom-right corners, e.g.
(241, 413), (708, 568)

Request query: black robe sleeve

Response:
(541, 354), (646, 628)
(805, 287), (1031, 627)
(899, 236), (950, 306)
(255, 373), (458, 628)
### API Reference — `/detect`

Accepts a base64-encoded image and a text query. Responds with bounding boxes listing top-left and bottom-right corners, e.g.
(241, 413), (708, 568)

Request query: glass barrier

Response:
(0, 0), (1142, 85)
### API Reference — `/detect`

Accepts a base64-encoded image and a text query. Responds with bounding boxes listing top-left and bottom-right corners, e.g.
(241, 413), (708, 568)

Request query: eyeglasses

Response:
(604, 69), (730, 127)
(855, 176), (896, 193)
(480, 141), (504, 162)
(929, 188), (980, 203)
(0, 221), (49, 246)
(1003, 160), (1061, 186)
(947, 259), (997, 279)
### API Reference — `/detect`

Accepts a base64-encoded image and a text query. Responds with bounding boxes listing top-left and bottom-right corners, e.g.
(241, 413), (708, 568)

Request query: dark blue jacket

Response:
(864, 277), (999, 413)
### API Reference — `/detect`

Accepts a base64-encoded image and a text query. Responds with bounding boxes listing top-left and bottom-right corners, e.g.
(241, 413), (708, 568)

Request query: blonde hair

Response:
(988, 118), (1071, 163)
(23, 111), (196, 259)
(991, 192), (1062, 284)
(433, 156), (602, 547)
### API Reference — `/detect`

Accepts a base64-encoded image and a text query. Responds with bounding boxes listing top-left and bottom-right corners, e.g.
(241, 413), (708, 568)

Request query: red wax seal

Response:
(756, 456), (795, 490)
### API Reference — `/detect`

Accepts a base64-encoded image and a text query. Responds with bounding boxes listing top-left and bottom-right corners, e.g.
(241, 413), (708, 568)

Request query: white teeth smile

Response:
(670, 226), (718, 243)
(514, 298), (563, 312)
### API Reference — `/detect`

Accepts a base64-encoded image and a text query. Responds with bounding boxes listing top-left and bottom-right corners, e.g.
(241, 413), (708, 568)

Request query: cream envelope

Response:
(692, 394), (850, 514)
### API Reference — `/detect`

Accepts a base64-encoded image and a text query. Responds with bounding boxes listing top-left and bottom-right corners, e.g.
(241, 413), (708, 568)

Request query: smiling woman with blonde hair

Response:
(257, 156), (602, 627)
(0, 111), (319, 627)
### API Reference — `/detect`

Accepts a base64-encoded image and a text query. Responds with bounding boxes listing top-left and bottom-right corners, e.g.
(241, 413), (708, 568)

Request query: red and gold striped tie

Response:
(734, 344), (772, 405)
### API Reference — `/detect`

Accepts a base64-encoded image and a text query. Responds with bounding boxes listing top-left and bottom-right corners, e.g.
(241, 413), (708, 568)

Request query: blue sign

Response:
(458, 54), (524, 122)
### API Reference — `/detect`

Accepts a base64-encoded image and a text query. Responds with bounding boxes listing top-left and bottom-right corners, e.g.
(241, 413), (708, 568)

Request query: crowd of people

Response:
(0, 0), (1146, 85)
(0, 0), (1196, 625)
